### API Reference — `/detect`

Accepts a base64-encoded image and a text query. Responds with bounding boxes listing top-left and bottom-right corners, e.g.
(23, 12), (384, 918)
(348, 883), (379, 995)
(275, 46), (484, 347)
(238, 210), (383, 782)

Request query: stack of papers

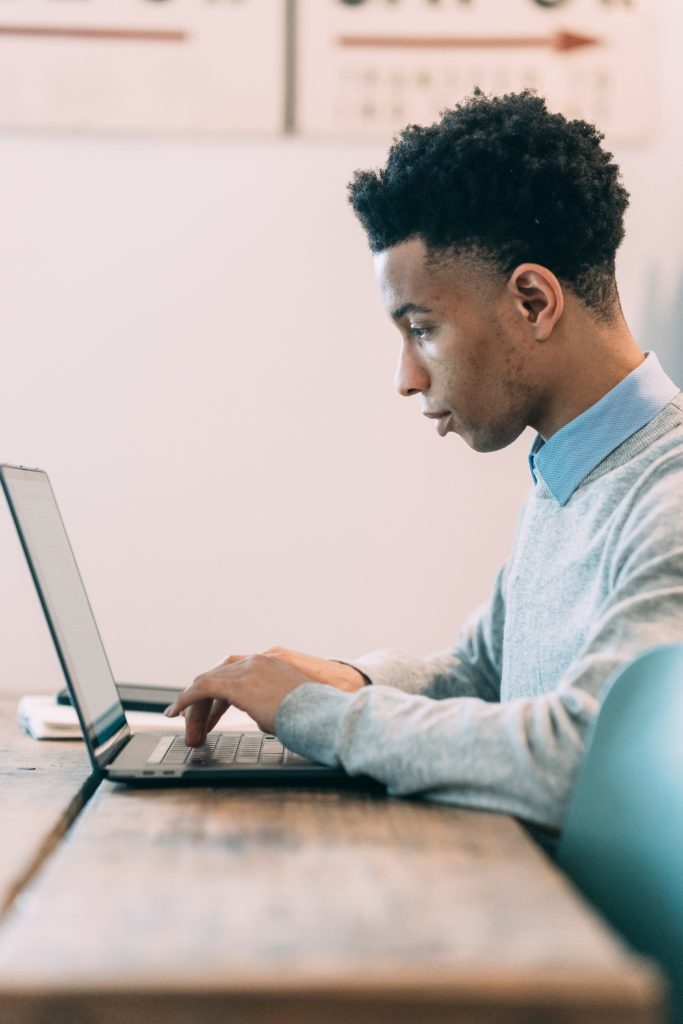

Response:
(16, 695), (259, 741)
(17, 696), (83, 740)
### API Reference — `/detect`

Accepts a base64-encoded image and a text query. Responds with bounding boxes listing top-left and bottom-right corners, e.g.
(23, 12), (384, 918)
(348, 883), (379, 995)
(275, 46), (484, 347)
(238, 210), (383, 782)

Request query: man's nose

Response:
(394, 341), (430, 397)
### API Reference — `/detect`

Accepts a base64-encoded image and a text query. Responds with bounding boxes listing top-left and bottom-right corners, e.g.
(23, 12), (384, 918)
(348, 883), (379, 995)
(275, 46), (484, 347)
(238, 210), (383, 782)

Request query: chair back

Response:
(557, 644), (683, 1023)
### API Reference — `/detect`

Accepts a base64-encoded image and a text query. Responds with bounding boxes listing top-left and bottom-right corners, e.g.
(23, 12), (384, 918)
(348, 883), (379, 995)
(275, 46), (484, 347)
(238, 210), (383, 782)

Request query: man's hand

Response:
(164, 647), (365, 746)
(255, 646), (366, 693)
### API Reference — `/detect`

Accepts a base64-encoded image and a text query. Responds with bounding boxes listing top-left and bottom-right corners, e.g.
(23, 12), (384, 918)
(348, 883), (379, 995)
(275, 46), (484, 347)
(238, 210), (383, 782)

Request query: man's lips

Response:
(423, 411), (452, 436)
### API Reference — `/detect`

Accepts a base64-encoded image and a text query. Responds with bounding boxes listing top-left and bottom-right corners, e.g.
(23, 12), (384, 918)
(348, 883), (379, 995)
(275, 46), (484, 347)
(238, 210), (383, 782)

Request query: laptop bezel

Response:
(0, 464), (131, 775)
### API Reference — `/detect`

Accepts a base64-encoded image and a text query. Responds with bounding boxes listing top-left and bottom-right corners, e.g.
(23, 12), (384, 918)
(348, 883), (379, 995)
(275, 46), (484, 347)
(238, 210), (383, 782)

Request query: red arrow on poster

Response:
(337, 30), (599, 54)
(0, 24), (187, 43)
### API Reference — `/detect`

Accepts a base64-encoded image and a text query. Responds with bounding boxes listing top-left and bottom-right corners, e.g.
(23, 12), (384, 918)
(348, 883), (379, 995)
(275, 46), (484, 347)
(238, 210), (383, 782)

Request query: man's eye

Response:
(408, 325), (431, 340)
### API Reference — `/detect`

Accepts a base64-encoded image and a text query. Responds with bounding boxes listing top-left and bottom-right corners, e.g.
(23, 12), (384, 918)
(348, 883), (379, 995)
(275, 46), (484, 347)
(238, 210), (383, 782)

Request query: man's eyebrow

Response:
(391, 302), (433, 321)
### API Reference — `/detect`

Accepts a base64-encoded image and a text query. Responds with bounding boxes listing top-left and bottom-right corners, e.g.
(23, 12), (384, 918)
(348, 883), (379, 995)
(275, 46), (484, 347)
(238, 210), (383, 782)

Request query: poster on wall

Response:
(295, 0), (656, 143)
(0, 0), (286, 133)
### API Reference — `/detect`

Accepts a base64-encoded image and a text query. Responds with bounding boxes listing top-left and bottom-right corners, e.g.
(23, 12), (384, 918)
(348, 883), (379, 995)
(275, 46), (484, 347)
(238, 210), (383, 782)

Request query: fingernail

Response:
(164, 705), (175, 717)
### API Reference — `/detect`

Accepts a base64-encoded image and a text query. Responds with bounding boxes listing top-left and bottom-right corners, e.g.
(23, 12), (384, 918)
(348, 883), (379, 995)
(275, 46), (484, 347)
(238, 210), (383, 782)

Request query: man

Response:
(166, 90), (683, 832)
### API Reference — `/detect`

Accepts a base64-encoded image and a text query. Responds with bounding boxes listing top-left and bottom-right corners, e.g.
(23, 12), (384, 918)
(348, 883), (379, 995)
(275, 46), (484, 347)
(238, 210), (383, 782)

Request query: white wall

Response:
(1, 0), (682, 695)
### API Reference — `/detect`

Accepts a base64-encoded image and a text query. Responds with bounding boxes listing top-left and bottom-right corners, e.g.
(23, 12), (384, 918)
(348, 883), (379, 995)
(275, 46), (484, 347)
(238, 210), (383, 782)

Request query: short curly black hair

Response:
(348, 90), (629, 318)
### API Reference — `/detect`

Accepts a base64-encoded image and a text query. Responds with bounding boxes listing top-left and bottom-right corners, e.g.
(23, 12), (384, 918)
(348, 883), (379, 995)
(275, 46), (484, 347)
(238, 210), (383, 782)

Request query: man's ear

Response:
(506, 263), (564, 340)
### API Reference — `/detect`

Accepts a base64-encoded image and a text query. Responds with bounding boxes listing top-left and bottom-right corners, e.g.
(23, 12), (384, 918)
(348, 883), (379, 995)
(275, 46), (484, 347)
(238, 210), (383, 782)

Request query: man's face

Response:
(374, 237), (543, 453)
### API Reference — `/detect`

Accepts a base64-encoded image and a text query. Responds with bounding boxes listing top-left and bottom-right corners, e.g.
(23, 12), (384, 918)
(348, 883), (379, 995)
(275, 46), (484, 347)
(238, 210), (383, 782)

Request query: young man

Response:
(166, 91), (683, 832)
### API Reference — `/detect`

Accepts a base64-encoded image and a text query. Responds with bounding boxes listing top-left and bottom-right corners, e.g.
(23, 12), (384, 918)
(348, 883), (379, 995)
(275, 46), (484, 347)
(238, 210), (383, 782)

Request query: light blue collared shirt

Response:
(528, 352), (680, 505)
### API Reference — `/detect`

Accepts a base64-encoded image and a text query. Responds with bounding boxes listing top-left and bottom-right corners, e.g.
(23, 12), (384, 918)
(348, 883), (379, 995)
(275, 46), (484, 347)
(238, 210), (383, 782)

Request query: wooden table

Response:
(0, 698), (664, 1024)
(0, 699), (92, 917)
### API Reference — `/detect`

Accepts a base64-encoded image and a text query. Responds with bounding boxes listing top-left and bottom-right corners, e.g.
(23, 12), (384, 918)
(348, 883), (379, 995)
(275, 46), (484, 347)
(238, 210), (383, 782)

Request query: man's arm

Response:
(275, 482), (683, 831)
(168, 469), (683, 830)
(338, 563), (507, 702)
(164, 563), (507, 745)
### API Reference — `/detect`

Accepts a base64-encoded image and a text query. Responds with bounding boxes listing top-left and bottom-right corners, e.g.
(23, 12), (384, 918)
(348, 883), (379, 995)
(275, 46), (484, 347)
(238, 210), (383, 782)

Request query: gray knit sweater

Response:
(276, 395), (683, 830)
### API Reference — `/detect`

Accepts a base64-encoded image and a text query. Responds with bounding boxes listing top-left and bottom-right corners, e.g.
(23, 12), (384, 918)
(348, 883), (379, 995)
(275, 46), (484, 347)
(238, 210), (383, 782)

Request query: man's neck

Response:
(533, 317), (644, 441)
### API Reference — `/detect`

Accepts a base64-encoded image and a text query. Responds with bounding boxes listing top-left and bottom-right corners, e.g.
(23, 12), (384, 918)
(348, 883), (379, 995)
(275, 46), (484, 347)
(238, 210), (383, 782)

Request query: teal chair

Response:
(557, 644), (683, 1023)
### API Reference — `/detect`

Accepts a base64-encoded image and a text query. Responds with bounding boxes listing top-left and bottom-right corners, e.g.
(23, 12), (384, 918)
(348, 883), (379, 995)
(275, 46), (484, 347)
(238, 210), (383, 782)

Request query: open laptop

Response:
(0, 464), (350, 786)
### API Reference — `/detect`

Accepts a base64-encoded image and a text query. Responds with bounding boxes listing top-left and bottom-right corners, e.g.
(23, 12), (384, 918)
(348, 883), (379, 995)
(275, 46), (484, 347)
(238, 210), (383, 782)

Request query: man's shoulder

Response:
(581, 393), (683, 492)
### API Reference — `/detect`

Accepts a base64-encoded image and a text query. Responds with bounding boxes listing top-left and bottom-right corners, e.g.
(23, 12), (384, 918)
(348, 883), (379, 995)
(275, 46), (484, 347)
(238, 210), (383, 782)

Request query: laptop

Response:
(0, 464), (350, 786)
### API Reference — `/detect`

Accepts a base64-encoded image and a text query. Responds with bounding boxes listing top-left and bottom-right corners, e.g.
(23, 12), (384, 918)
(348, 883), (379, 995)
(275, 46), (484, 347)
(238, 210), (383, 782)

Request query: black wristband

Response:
(330, 659), (372, 686)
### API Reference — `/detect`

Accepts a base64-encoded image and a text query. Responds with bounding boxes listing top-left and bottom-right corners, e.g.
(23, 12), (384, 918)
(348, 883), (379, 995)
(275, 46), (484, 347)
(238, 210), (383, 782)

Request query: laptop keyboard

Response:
(146, 733), (308, 767)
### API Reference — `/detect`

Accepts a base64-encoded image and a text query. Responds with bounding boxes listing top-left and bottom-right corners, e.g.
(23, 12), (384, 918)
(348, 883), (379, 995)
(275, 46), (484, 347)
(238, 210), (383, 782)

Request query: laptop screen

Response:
(0, 466), (128, 762)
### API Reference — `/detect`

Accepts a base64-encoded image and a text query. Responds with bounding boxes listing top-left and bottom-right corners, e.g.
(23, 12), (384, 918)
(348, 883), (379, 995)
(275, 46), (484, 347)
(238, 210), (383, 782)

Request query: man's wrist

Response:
(330, 659), (372, 687)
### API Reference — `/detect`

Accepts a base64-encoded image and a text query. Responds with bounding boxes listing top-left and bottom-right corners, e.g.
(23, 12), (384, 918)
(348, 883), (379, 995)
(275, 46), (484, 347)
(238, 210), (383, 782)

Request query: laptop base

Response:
(104, 730), (367, 787)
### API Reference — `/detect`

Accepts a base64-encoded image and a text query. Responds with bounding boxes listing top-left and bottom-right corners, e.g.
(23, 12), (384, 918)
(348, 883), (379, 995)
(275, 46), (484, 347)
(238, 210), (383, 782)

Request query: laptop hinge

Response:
(96, 722), (131, 769)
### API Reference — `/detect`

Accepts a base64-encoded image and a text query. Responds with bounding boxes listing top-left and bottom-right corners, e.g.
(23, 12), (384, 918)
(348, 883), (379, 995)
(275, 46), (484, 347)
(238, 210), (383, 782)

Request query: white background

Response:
(0, 0), (682, 696)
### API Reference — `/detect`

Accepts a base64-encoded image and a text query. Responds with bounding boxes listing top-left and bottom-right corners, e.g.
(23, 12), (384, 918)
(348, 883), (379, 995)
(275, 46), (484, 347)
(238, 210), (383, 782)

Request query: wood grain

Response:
(0, 697), (93, 917)
(0, 780), (664, 1024)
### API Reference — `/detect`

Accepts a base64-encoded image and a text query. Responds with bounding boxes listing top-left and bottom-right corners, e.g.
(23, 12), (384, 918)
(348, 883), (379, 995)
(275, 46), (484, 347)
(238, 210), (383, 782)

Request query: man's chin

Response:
(459, 421), (525, 453)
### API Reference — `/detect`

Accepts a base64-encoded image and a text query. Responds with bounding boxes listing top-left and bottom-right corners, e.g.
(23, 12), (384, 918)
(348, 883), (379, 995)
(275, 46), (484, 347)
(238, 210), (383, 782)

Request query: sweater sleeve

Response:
(339, 563), (507, 703)
(275, 477), (683, 832)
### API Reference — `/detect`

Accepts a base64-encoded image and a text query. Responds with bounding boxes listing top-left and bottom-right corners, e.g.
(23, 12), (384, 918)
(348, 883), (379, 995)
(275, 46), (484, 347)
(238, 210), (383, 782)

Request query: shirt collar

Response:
(528, 352), (680, 506)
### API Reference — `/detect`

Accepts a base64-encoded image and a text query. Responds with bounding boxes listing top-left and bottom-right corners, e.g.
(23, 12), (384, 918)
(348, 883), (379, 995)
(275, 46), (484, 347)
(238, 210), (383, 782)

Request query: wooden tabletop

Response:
(0, 698), (92, 916)
(0, 698), (664, 1024)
